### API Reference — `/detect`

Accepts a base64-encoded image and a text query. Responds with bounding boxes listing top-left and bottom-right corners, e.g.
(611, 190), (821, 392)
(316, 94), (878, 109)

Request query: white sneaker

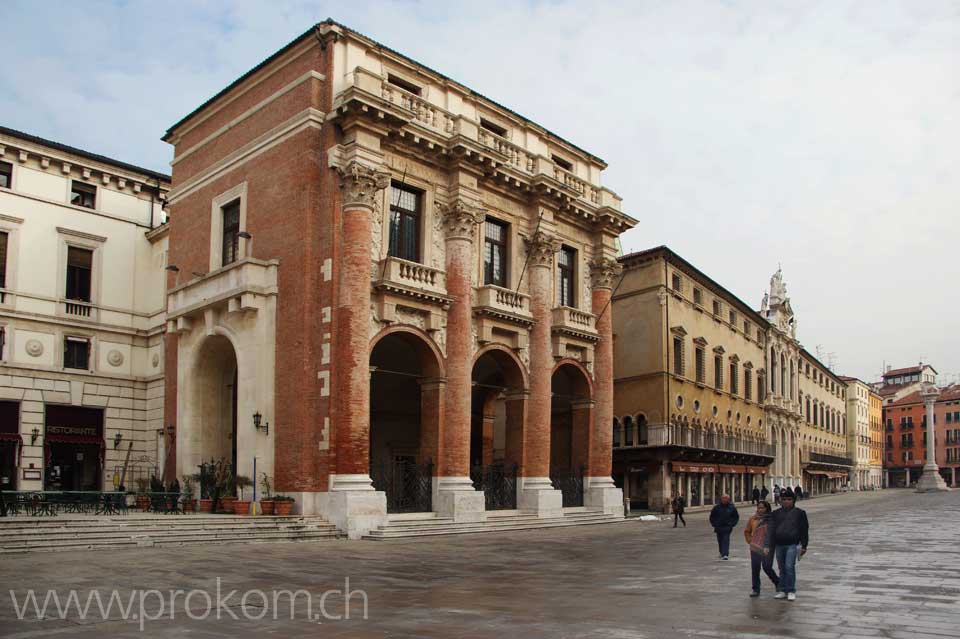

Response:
(787, 593), (796, 602)
(774, 592), (786, 600)
(722, 555), (729, 560)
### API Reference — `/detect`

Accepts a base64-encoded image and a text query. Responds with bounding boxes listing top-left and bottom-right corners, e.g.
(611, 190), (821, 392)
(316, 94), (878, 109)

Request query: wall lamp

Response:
(113, 432), (123, 449)
(253, 411), (269, 435)
(31, 427), (40, 445)
(165, 265), (180, 272)
(238, 231), (252, 240)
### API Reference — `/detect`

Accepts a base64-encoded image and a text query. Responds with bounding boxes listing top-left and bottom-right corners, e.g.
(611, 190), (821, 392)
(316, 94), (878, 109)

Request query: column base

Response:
(584, 477), (624, 517)
(517, 477), (563, 518)
(915, 466), (951, 493)
(433, 476), (486, 523)
(316, 474), (388, 539)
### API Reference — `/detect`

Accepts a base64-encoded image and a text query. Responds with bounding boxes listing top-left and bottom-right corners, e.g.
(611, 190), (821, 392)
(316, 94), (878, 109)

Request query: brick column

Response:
(435, 200), (486, 521)
(327, 162), (390, 538)
(517, 230), (563, 517)
(585, 256), (624, 515)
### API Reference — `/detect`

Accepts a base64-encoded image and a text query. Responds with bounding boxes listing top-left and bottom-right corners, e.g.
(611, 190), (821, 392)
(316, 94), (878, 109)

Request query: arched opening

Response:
(469, 346), (526, 510)
(369, 329), (443, 514)
(194, 335), (239, 474)
(550, 361), (592, 507)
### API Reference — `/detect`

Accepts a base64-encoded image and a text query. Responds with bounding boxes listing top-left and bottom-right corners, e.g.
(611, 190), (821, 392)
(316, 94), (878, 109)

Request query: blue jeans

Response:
(716, 530), (731, 557)
(775, 544), (800, 593)
(751, 551), (779, 592)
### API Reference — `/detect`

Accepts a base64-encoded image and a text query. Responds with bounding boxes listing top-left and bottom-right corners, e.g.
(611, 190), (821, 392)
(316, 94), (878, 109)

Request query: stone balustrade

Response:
(551, 306), (597, 335)
(376, 256), (446, 296)
(475, 284), (532, 319)
(166, 258), (279, 328)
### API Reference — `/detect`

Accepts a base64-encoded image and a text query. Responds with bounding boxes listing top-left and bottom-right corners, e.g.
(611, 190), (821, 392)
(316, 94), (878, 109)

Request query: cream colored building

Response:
(613, 247), (773, 512)
(842, 376), (873, 489)
(0, 126), (169, 493)
(798, 349), (850, 494)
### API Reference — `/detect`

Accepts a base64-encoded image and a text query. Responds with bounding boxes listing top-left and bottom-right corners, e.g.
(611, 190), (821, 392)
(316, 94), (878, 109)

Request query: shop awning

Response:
(671, 461), (718, 474)
(745, 465), (770, 475)
(719, 464), (746, 474)
(806, 469), (847, 479)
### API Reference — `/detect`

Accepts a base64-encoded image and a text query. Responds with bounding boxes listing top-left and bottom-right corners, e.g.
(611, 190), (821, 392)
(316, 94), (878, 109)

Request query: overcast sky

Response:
(3, 1), (957, 384)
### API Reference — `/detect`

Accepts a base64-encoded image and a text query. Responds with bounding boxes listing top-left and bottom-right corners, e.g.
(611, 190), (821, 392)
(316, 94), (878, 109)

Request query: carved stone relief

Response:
(107, 350), (124, 367)
(25, 339), (43, 357)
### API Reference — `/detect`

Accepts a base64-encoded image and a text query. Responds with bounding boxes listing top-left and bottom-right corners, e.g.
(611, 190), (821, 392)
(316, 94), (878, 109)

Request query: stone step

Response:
(365, 513), (625, 539)
(0, 530), (339, 554)
(0, 527), (338, 547)
(377, 510), (607, 530)
(0, 521), (328, 537)
(0, 515), (323, 528)
(0, 523), (337, 542)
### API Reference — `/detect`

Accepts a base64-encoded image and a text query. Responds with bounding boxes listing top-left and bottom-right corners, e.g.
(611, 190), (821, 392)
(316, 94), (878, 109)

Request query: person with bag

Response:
(671, 493), (686, 528)
(743, 500), (779, 597)
(768, 488), (809, 601)
(709, 494), (739, 560)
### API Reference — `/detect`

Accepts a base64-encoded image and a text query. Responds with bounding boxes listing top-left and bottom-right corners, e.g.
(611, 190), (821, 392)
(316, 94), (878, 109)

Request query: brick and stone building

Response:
(797, 349), (850, 494)
(0, 126), (170, 493)
(612, 247), (773, 512)
(882, 381), (959, 488)
(874, 363), (938, 405)
(161, 20), (635, 537)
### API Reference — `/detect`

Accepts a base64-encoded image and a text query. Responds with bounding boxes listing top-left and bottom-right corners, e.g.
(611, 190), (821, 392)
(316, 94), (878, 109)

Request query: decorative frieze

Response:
(522, 230), (561, 268)
(589, 257), (622, 291)
(338, 162), (390, 211)
(437, 199), (485, 242)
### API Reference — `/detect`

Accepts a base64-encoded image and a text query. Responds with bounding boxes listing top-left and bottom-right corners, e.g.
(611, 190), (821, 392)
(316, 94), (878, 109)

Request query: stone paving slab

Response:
(0, 489), (957, 638)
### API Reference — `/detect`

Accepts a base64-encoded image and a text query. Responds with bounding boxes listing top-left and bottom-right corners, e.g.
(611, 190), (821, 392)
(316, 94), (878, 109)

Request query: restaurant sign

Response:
(671, 461), (718, 474)
(46, 425), (102, 438)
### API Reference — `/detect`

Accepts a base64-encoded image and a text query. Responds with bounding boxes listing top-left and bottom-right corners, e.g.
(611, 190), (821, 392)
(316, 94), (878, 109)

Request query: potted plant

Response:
(134, 477), (150, 511)
(233, 475), (253, 515)
(181, 474), (198, 512)
(219, 466), (237, 514)
(273, 495), (295, 516)
(259, 473), (275, 515)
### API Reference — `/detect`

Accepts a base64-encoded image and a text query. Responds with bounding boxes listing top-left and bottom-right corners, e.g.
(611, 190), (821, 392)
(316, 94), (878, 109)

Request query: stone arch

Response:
(370, 325), (445, 379)
(550, 361), (594, 478)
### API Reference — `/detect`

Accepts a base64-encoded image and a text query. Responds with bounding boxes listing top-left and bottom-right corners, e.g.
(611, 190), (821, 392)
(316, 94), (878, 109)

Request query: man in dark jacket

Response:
(760, 485), (770, 502)
(751, 486), (761, 505)
(671, 494), (686, 528)
(794, 485), (804, 500)
(709, 494), (739, 560)
(768, 488), (809, 601)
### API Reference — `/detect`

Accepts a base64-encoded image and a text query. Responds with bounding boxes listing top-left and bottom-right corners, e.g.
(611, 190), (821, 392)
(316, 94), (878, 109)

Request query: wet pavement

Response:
(1, 488), (958, 638)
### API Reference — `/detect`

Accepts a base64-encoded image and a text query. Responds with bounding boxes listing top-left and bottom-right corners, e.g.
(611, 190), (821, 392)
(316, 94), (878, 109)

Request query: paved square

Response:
(1, 489), (958, 638)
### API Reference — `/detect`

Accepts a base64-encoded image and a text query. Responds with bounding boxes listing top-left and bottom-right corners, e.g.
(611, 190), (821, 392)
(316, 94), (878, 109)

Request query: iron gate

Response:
(371, 458), (433, 513)
(550, 466), (585, 508)
(470, 462), (518, 510)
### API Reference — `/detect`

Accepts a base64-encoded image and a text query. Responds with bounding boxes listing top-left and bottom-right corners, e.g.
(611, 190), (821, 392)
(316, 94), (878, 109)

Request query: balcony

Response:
(614, 423), (774, 457)
(474, 285), (532, 324)
(805, 451), (854, 467)
(551, 306), (598, 340)
(373, 257), (448, 306)
(166, 258), (278, 331)
(59, 298), (98, 322)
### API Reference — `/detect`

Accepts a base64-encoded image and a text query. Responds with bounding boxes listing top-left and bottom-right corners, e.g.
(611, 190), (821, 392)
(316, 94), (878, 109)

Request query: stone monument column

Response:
(916, 382), (950, 492)
(517, 230), (564, 517)
(585, 256), (625, 515)
(435, 200), (487, 522)
(328, 161), (390, 538)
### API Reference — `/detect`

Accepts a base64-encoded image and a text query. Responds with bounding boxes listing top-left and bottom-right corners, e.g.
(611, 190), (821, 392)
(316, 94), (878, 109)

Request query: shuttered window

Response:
(66, 247), (93, 302)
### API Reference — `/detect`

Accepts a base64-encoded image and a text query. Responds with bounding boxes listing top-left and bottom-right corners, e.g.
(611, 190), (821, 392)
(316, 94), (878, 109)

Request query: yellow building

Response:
(869, 389), (883, 487)
(798, 350), (850, 494)
(613, 247), (773, 512)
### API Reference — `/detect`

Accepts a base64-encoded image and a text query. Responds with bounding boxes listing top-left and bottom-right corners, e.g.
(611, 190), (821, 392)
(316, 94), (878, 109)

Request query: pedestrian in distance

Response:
(744, 500), (779, 597)
(760, 485), (769, 502)
(672, 493), (686, 528)
(794, 484), (803, 501)
(751, 486), (761, 505)
(709, 494), (739, 560)
(773, 484), (781, 505)
(768, 488), (809, 601)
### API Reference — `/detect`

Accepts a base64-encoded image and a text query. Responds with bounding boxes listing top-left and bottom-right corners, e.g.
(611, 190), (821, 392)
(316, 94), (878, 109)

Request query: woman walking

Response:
(744, 500), (780, 597)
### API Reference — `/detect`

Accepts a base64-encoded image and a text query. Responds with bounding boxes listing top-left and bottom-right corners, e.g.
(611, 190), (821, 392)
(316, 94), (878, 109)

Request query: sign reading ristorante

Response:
(46, 425), (101, 437)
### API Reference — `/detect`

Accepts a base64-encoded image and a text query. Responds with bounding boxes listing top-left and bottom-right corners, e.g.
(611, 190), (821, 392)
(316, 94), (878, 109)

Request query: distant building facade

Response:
(797, 350), (850, 494)
(0, 126), (169, 494)
(868, 388), (883, 488)
(612, 247), (773, 512)
(841, 377), (875, 489)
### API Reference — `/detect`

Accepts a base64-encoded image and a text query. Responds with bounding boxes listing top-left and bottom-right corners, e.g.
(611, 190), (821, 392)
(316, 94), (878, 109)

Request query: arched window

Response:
(780, 353), (786, 398)
(637, 414), (648, 445)
(623, 415), (634, 446)
(770, 347), (777, 393)
(613, 418), (621, 448)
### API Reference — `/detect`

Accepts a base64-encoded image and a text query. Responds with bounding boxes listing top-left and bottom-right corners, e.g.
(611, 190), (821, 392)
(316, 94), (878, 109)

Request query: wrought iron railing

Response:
(550, 466), (585, 508)
(371, 459), (433, 514)
(470, 462), (518, 510)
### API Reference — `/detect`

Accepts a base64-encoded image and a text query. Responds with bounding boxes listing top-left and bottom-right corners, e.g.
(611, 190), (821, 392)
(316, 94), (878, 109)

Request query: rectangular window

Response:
(695, 348), (705, 383)
(673, 337), (684, 376)
(0, 231), (7, 289)
(64, 337), (90, 370)
(387, 74), (421, 95)
(693, 288), (702, 305)
(713, 300), (721, 316)
(388, 184), (421, 262)
(730, 362), (739, 395)
(70, 181), (97, 209)
(483, 218), (508, 287)
(743, 320), (749, 335)
(948, 412), (953, 423)
(758, 375), (766, 402)
(714, 355), (723, 389)
(551, 154), (573, 171)
(481, 118), (508, 138)
(745, 369), (753, 400)
(221, 200), (240, 266)
(0, 161), (11, 189)
(558, 246), (576, 307)
(729, 309), (737, 326)
(65, 246), (93, 302)
(671, 273), (681, 293)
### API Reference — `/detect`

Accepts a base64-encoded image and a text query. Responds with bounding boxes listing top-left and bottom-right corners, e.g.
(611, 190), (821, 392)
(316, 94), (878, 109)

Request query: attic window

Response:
(552, 155), (573, 171)
(387, 74), (421, 96)
(480, 118), (507, 137)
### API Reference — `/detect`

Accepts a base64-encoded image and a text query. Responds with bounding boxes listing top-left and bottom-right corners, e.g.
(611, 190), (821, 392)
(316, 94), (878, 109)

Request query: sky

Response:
(3, 0), (958, 384)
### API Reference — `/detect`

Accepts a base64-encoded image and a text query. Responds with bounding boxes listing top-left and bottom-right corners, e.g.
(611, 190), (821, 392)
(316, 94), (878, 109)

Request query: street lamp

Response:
(253, 411), (269, 435)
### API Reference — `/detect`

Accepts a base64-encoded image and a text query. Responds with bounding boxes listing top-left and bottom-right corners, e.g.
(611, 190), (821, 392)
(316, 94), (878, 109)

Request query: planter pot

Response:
(221, 497), (237, 514)
(198, 499), (214, 513)
(233, 500), (251, 515)
(274, 501), (294, 516)
(182, 499), (196, 513)
(259, 500), (275, 515)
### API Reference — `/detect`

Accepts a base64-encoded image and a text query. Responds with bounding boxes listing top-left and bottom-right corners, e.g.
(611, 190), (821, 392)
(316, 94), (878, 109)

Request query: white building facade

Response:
(0, 126), (169, 494)
(843, 377), (873, 489)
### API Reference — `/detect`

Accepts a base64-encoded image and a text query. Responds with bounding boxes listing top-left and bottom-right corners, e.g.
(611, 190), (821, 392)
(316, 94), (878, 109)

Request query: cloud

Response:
(3, 0), (958, 381)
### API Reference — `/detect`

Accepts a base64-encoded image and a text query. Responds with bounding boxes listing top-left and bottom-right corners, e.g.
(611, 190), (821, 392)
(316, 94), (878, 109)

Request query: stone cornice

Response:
(437, 199), (485, 241)
(522, 230), (561, 268)
(338, 161), (390, 211)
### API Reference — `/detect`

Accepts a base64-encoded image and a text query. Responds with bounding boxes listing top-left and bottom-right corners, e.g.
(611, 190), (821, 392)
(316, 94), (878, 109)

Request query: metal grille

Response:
(371, 458), (433, 513)
(470, 462), (517, 510)
(550, 466), (584, 508)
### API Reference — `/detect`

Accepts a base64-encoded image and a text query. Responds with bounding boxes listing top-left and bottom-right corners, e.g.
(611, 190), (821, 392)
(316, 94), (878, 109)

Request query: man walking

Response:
(751, 486), (761, 505)
(760, 485), (769, 503)
(768, 488), (809, 601)
(672, 493), (686, 528)
(709, 494), (739, 560)
(794, 484), (804, 501)
(773, 484), (781, 505)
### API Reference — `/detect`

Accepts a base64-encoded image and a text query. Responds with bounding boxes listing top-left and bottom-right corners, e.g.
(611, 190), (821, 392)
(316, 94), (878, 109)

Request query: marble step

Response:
(366, 514), (624, 539)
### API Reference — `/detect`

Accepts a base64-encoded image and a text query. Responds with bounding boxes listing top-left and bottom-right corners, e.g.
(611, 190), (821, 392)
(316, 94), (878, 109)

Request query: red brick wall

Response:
(883, 402), (927, 472)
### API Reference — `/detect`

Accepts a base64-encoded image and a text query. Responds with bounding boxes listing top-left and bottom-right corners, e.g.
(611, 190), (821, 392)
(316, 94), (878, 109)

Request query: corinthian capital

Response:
(522, 230), (562, 268)
(589, 256), (622, 290)
(437, 199), (486, 241)
(338, 162), (391, 211)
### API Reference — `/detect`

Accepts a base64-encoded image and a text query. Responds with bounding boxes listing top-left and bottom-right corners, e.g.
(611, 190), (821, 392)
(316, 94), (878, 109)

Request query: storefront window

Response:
(690, 473), (701, 506)
(703, 474), (714, 505)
